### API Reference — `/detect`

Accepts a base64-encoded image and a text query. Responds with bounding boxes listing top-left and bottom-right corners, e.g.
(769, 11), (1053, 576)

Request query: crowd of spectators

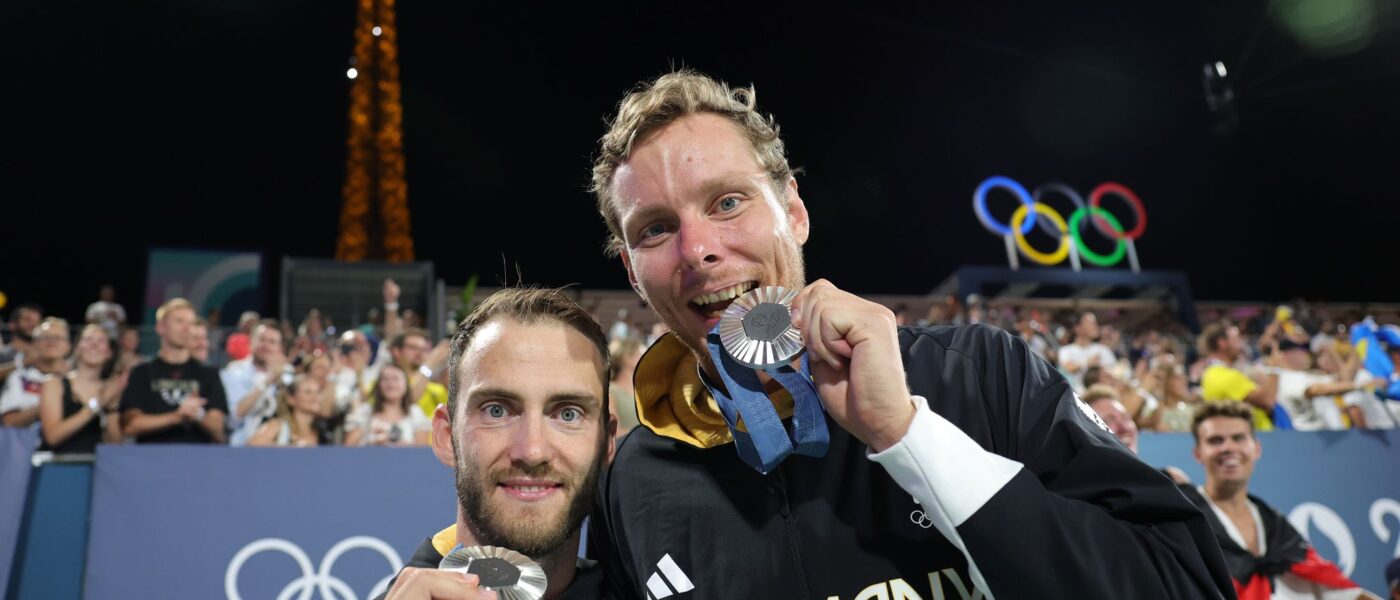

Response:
(3, 283), (1398, 458)
(0, 280), (451, 454)
(914, 295), (1400, 436)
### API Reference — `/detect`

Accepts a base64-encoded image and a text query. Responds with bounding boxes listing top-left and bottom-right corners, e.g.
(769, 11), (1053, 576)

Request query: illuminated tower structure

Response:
(336, 0), (414, 262)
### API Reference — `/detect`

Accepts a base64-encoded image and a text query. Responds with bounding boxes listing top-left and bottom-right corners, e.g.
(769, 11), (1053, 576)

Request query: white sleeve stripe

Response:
(868, 395), (1025, 599)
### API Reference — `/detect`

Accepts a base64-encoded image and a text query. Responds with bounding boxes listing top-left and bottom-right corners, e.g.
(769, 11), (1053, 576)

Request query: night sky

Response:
(6, 1), (1399, 323)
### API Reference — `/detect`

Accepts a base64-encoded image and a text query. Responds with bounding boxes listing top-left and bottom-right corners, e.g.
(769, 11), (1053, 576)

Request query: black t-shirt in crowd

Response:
(39, 378), (104, 455)
(119, 357), (228, 444)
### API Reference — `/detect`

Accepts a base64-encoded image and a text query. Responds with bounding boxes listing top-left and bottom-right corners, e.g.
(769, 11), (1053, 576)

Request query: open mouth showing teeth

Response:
(500, 482), (561, 500)
(691, 281), (759, 319)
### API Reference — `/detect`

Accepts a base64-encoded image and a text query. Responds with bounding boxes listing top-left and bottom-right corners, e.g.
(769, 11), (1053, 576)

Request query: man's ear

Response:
(784, 178), (810, 246)
(431, 404), (455, 468)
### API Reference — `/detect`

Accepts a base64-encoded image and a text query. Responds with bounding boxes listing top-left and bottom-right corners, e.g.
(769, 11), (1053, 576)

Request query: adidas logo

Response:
(644, 553), (694, 599)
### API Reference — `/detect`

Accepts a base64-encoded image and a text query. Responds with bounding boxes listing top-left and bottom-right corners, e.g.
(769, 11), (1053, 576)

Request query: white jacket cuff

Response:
(868, 394), (1024, 527)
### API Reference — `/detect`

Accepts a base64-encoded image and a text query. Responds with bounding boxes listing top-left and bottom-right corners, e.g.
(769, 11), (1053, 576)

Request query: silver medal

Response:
(718, 286), (805, 369)
(438, 545), (548, 600)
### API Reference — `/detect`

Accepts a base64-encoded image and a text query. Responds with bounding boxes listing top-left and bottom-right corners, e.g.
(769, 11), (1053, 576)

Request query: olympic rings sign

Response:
(225, 536), (403, 600)
(973, 176), (1147, 272)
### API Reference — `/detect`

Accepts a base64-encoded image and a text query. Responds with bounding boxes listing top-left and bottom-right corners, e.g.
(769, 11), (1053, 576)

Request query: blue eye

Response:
(559, 407), (582, 423)
(641, 224), (667, 239)
(718, 196), (741, 211)
(485, 404), (506, 419)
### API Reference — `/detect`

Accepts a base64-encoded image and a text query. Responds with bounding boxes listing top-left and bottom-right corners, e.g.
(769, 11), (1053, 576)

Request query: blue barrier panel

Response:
(10, 461), (93, 600)
(84, 446), (452, 600)
(59, 432), (1400, 597)
(0, 427), (38, 597)
(1138, 430), (1400, 594)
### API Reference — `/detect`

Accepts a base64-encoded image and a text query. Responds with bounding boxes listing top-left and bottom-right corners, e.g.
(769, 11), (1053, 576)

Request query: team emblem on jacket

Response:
(1073, 393), (1113, 433)
(909, 497), (935, 529)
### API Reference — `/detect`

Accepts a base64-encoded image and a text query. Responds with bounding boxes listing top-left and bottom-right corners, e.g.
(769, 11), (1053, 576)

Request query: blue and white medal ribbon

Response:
(703, 286), (829, 474)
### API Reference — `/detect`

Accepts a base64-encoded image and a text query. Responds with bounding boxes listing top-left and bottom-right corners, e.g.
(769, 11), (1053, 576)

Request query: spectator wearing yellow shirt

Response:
(1198, 322), (1280, 431)
(386, 328), (449, 418)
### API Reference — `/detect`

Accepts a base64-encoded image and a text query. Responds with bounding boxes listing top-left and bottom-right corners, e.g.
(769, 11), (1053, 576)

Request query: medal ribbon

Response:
(703, 324), (829, 474)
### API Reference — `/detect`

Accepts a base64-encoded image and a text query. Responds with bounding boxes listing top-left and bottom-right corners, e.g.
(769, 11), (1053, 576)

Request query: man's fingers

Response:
(795, 280), (893, 366)
(790, 278), (833, 323)
(796, 284), (843, 369)
(386, 568), (493, 599)
(804, 298), (840, 369)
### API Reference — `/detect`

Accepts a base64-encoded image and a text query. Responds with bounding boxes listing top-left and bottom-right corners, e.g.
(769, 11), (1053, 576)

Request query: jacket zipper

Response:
(774, 464), (813, 600)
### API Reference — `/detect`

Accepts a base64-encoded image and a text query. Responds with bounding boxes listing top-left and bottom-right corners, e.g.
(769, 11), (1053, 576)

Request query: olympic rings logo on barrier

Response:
(225, 536), (403, 600)
(973, 176), (1147, 272)
(1288, 498), (1400, 578)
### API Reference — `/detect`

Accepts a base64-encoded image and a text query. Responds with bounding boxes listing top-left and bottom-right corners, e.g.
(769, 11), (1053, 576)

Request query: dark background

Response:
(5, 1), (1398, 323)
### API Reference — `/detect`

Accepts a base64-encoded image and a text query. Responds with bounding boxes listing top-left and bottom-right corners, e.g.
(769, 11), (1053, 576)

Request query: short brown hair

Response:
(591, 68), (793, 257)
(1083, 365), (1106, 388)
(1197, 322), (1231, 356)
(1191, 401), (1256, 441)
(447, 288), (610, 421)
(156, 298), (196, 323)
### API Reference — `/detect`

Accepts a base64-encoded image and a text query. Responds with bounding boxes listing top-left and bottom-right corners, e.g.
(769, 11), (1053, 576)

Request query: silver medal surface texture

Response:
(438, 545), (547, 600)
(718, 285), (804, 369)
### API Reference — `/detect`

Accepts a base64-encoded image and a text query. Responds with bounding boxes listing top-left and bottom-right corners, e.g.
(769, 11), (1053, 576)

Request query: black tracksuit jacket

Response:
(590, 324), (1234, 599)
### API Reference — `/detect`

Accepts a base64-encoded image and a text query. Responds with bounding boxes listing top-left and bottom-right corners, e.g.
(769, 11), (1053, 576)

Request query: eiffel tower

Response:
(336, 0), (413, 262)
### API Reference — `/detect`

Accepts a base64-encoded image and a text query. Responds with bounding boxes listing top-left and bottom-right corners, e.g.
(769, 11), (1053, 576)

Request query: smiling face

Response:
(306, 354), (332, 381)
(612, 113), (810, 362)
(290, 378), (323, 413)
(376, 365), (409, 408)
(1090, 397), (1139, 453)
(76, 326), (113, 367)
(1194, 415), (1261, 488)
(435, 318), (611, 559)
(252, 326), (283, 365)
